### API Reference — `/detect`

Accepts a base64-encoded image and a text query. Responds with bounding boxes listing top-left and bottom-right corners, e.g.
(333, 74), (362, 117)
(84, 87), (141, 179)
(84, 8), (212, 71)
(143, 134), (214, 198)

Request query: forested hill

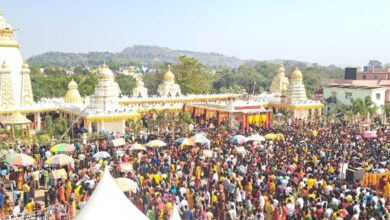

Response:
(27, 45), (246, 68)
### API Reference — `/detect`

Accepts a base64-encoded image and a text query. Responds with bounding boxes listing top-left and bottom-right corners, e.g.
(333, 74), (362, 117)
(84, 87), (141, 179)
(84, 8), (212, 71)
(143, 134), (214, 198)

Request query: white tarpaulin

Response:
(74, 166), (148, 220)
(111, 138), (126, 147)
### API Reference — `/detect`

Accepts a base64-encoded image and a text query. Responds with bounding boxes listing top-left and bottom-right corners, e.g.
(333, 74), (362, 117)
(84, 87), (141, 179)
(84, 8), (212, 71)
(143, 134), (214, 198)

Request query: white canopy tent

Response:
(74, 167), (148, 220)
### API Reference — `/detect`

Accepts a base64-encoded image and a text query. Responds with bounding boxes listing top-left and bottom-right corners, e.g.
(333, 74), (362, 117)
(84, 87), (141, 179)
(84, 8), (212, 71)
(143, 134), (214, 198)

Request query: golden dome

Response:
(164, 65), (175, 81)
(277, 64), (285, 74)
(64, 79), (83, 104)
(0, 10), (19, 47)
(98, 64), (114, 78)
(290, 67), (303, 80)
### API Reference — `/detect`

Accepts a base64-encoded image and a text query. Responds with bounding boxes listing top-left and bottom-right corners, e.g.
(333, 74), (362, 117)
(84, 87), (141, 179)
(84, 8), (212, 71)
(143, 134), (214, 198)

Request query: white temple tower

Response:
(132, 79), (148, 98)
(90, 64), (121, 112)
(287, 67), (307, 102)
(0, 10), (32, 108)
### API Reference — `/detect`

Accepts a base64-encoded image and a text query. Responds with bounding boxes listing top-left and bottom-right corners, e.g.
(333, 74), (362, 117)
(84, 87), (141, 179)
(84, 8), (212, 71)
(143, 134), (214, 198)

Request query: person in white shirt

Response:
(13, 204), (21, 217)
(286, 199), (295, 217)
(228, 205), (237, 220)
(296, 197), (304, 210)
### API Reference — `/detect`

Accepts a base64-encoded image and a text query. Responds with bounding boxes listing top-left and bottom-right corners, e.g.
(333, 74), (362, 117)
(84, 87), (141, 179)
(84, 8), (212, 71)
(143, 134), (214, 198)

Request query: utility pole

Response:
(252, 80), (256, 96)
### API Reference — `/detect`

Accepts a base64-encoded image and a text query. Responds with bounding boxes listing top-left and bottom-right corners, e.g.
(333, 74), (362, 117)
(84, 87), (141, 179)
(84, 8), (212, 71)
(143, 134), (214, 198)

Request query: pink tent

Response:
(363, 131), (377, 139)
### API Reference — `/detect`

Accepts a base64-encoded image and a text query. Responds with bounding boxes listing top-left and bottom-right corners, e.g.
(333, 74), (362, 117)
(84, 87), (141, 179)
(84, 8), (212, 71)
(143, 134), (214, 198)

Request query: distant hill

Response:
(27, 45), (246, 68)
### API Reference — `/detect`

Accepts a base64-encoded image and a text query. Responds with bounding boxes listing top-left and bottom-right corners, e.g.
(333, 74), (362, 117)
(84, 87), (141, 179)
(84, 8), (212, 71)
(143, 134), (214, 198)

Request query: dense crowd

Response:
(0, 118), (389, 220)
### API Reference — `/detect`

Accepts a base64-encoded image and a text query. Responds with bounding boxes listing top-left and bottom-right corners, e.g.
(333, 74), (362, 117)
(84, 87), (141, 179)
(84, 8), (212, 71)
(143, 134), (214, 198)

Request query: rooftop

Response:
(324, 83), (384, 89)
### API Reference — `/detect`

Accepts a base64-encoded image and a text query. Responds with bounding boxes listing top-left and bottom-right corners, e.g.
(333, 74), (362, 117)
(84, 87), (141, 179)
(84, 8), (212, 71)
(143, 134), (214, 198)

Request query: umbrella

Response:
(45, 154), (74, 166)
(175, 138), (194, 146)
(118, 163), (133, 172)
(93, 151), (111, 159)
(265, 133), (277, 140)
(235, 146), (247, 155)
(115, 177), (139, 193)
(5, 154), (35, 167)
(129, 143), (147, 151)
(247, 134), (265, 142)
(231, 135), (247, 145)
(145, 140), (167, 148)
(190, 134), (210, 145)
(50, 143), (75, 153)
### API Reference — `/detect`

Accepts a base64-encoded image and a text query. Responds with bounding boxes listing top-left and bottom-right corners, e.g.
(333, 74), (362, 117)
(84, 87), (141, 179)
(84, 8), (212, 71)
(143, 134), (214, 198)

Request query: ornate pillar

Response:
(100, 119), (104, 131)
(121, 119), (126, 134)
(35, 112), (41, 131)
(85, 120), (92, 133)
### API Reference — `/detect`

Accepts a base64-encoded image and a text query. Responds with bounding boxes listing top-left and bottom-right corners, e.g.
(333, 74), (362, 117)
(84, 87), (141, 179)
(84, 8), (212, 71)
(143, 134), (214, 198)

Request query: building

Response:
(157, 65), (181, 97)
(269, 65), (289, 96)
(323, 84), (386, 113)
(184, 100), (273, 132)
(333, 67), (390, 103)
(266, 67), (323, 119)
(0, 11), (34, 108)
(0, 9), (325, 138)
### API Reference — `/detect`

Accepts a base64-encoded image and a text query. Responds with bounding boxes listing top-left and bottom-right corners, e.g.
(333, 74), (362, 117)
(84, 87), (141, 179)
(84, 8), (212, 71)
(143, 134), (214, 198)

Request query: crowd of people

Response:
(0, 118), (389, 219)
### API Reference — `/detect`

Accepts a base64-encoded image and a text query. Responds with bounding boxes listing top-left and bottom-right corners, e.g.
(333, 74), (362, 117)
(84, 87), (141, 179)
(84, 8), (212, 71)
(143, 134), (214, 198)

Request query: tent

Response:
(74, 167), (148, 220)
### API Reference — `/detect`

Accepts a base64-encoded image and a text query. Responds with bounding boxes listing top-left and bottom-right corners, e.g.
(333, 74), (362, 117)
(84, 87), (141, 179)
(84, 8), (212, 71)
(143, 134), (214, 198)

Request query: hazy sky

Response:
(1, 0), (390, 66)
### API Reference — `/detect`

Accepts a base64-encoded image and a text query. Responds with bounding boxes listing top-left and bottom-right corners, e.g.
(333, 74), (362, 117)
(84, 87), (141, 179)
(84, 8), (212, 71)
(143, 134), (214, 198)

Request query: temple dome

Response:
(98, 64), (114, 78)
(64, 79), (83, 104)
(277, 64), (285, 75)
(136, 79), (144, 87)
(68, 78), (78, 89)
(291, 67), (303, 80)
(164, 66), (175, 81)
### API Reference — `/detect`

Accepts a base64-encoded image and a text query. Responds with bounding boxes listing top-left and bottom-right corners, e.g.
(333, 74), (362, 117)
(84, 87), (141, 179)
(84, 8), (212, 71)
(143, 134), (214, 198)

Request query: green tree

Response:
(173, 56), (212, 94)
(115, 74), (136, 96)
(368, 60), (382, 69)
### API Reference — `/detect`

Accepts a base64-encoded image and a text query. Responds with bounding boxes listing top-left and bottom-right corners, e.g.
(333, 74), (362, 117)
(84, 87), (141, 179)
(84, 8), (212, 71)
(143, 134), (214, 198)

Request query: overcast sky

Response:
(2, 0), (390, 66)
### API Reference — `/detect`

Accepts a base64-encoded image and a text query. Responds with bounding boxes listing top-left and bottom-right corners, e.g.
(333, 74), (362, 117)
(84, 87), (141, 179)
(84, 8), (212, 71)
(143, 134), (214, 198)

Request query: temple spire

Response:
(0, 60), (15, 108)
(20, 61), (34, 107)
(0, 10), (19, 48)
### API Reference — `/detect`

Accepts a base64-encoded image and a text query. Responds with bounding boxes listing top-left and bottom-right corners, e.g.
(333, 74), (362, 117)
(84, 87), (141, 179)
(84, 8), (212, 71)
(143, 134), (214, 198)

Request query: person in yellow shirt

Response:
(154, 174), (161, 185)
(196, 165), (201, 178)
(24, 199), (34, 214)
(384, 181), (390, 199)
(307, 177), (315, 189)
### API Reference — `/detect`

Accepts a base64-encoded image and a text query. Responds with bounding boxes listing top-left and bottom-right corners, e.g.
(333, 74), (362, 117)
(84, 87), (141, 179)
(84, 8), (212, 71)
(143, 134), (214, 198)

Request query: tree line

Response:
(30, 55), (344, 101)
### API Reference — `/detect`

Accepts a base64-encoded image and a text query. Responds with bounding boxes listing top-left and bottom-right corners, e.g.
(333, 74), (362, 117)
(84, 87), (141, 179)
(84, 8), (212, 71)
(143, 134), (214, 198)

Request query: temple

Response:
(157, 66), (181, 97)
(266, 66), (323, 119)
(0, 9), (324, 137)
(269, 64), (289, 96)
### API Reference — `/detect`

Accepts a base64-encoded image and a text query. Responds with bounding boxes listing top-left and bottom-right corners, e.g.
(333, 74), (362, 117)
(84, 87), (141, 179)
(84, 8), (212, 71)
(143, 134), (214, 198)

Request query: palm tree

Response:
(350, 96), (377, 121)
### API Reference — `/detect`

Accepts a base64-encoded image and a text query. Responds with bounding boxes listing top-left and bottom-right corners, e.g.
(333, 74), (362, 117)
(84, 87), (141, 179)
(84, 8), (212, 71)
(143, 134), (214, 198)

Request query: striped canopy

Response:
(45, 154), (74, 166)
(5, 154), (35, 167)
(231, 135), (247, 145)
(50, 143), (75, 153)
(145, 140), (167, 148)
(175, 138), (194, 146)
